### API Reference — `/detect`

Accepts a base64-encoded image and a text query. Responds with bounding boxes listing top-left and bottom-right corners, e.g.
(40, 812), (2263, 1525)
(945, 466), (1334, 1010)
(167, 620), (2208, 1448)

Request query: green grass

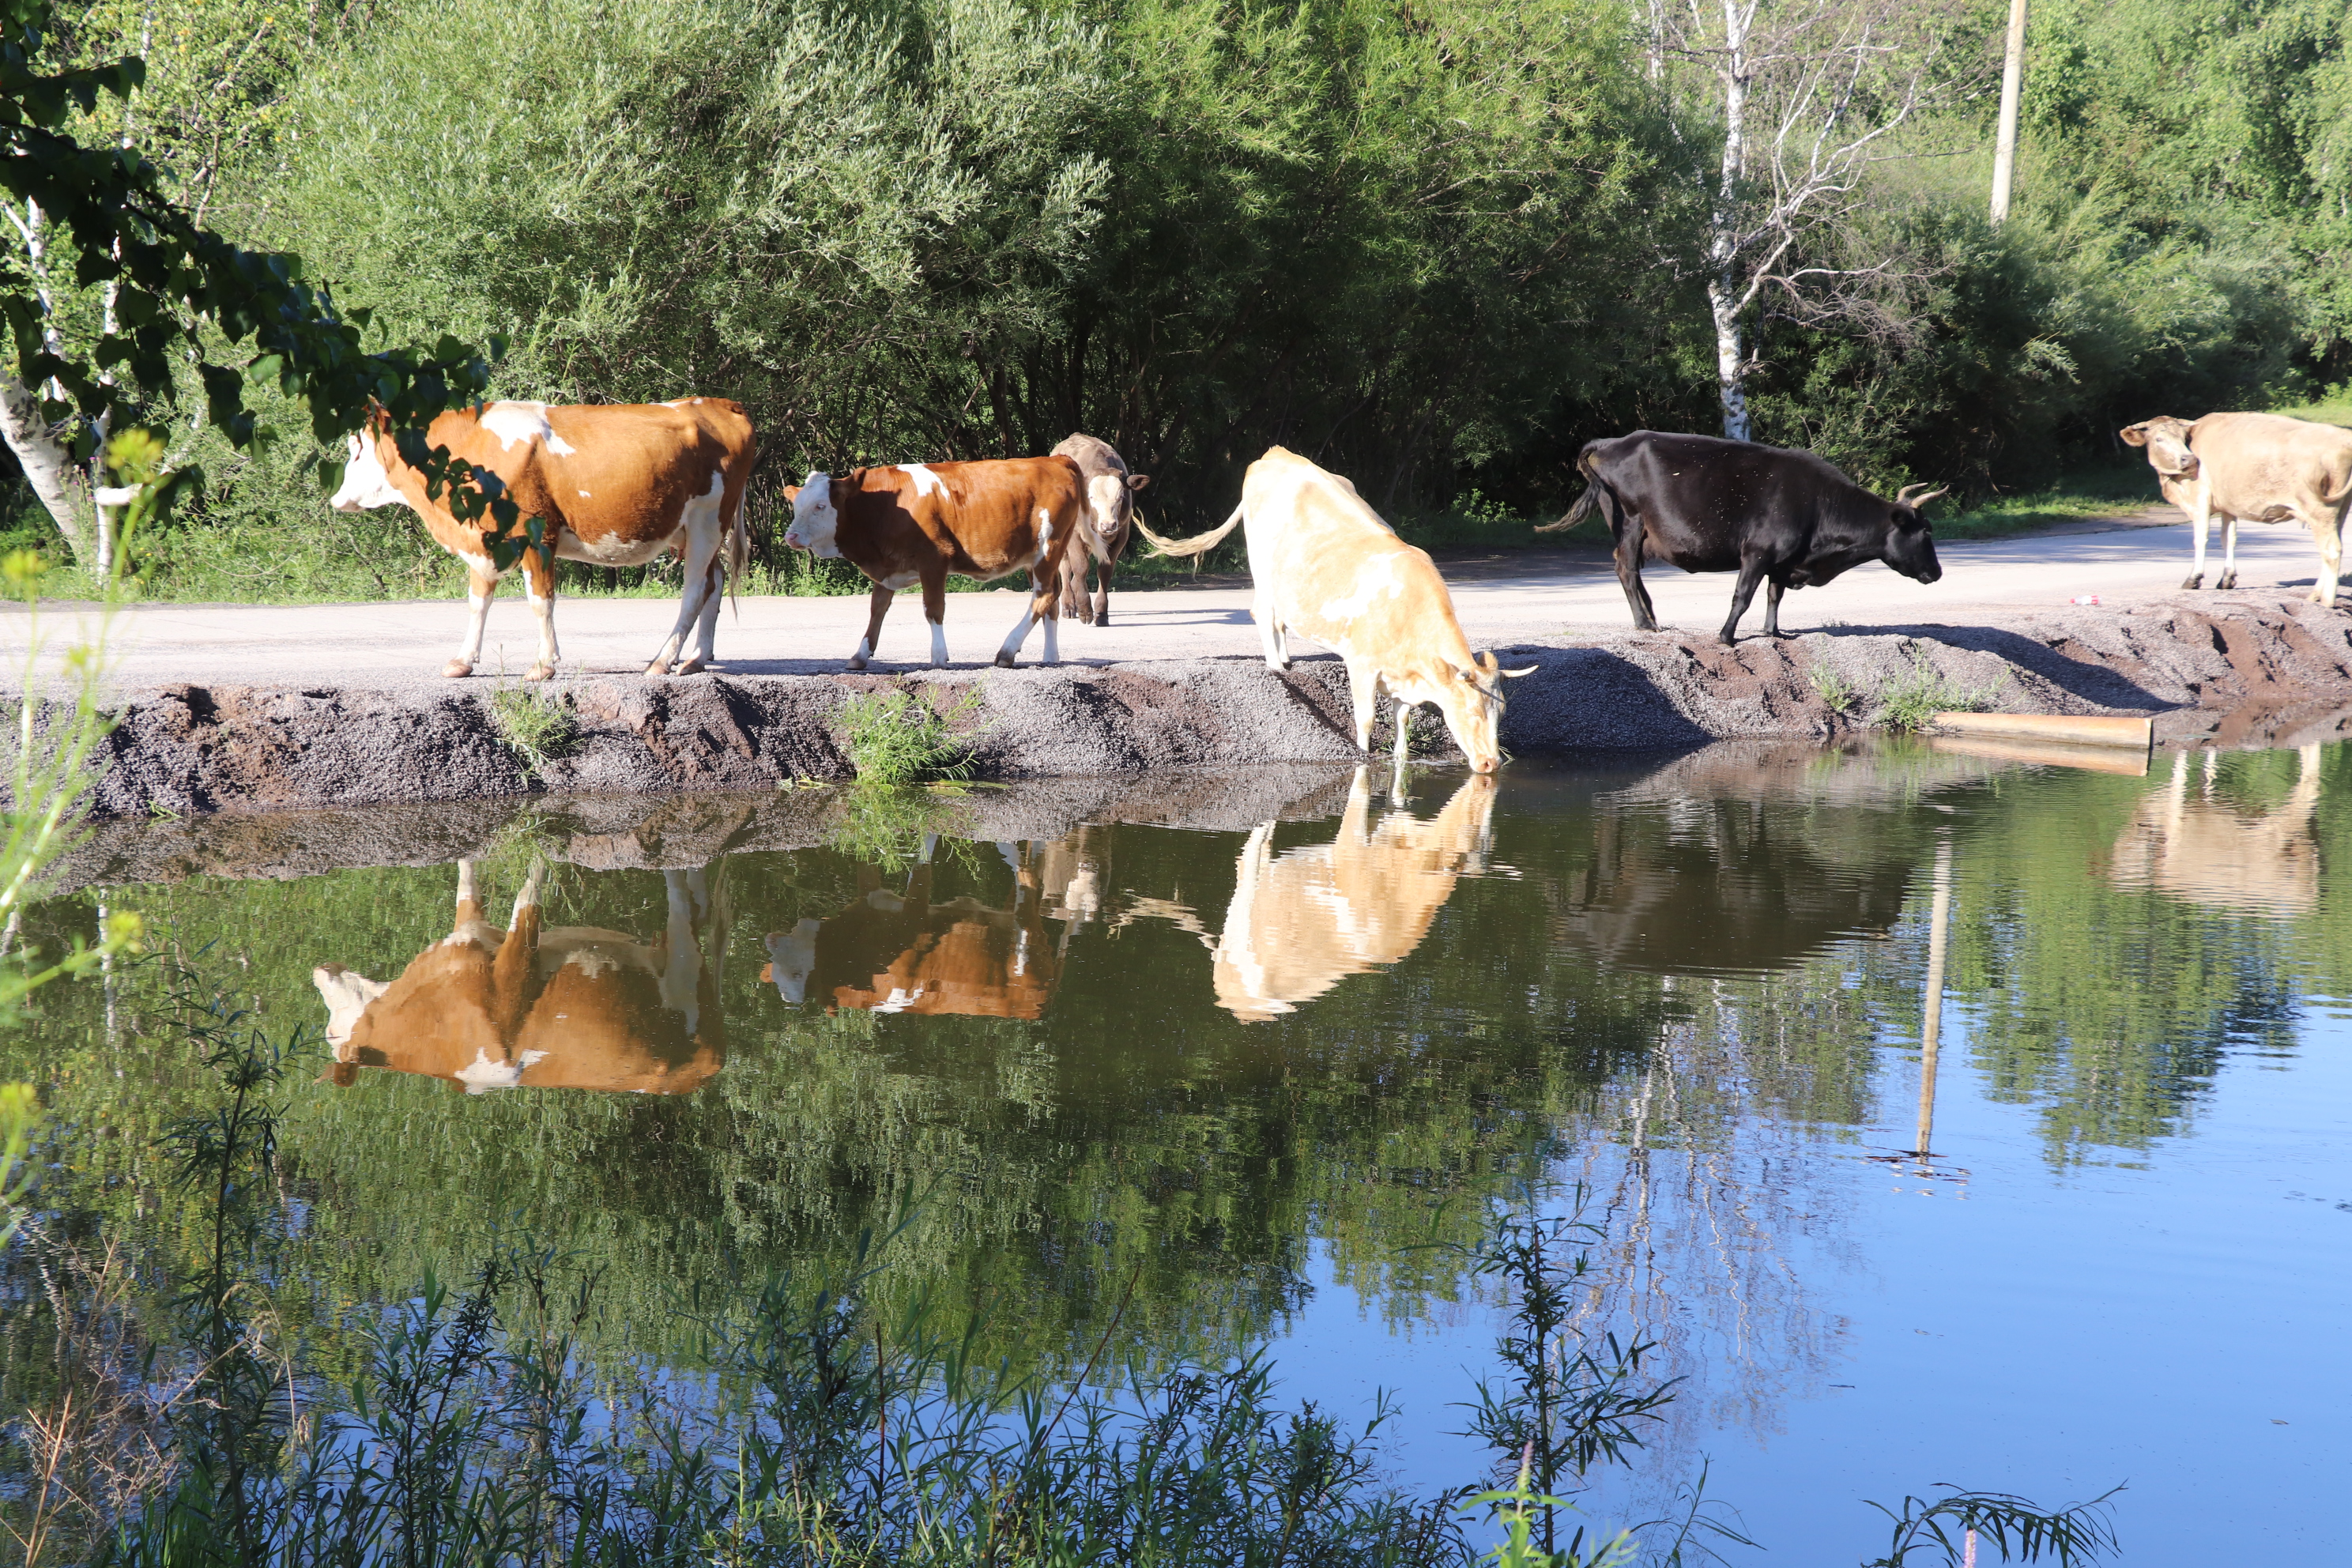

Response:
(835, 685), (982, 785)
(2271, 398), (2352, 428)
(484, 683), (579, 774)
(1928, 458), (2162, 542)
(1872, 652), (2004, 732)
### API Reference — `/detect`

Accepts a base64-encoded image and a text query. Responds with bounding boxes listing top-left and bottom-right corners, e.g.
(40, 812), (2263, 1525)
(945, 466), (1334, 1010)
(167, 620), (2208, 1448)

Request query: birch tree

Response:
(1660, 0), (1967, 441)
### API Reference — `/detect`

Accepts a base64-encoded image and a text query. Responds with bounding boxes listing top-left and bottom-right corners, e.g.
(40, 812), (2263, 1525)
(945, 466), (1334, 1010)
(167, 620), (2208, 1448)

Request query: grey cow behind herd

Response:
(2121, 411), (2352, 607)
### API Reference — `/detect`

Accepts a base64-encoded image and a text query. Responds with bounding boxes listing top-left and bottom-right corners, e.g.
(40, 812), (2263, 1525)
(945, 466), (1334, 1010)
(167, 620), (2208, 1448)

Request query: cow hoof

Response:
(2181, 574), (2203, 590)
(2216, 571), (2238, 590)
(443, 659), (473, 679)
(1717, 634), (1739, 647)
(674, 657), (706, 676)
(994, 650), (1018, 669)
(524, 664), (555, 683)
(644, 659), (671, 677)
(846, 656), (869, 672)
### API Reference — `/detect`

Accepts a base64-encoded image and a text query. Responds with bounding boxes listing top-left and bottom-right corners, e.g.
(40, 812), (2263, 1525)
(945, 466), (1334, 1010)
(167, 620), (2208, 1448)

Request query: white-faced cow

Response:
(782, 457), (1087, 669)
(1538, 431), (1947, 645)
(330, 398), (755, 680)
(1136, 446), (1532, 771)
(1050, 433), (1151, 626)
(311, 858), (726, 1095)
(2120, 413), (2352, 605)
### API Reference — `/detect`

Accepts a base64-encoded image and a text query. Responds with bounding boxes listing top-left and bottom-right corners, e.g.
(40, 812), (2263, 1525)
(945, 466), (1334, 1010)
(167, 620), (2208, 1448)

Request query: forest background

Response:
(7, 0), (2351, 599)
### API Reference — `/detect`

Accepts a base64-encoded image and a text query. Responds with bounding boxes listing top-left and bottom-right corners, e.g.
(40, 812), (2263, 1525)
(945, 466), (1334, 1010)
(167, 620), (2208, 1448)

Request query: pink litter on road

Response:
(2068, 594), (2101, 605)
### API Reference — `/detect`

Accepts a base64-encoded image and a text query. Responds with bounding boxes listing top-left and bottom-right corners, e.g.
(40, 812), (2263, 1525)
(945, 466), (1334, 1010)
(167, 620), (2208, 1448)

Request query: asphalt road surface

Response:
(5, 506), (2334, 691)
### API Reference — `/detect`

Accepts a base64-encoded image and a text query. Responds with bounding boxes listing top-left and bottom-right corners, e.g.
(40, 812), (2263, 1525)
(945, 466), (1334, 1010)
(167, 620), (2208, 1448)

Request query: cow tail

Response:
(726, 467), (749, 619)
(2324, 470), (2352, 511)
(1136, 503), (1245, 560)
(1535, 450), (1605, 534)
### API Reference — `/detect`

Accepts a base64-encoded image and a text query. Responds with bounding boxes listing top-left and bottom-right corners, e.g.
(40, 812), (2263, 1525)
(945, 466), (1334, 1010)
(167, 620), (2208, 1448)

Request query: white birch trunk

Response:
(0, 371), (97, 565)
(1709, 1), (1755, 442)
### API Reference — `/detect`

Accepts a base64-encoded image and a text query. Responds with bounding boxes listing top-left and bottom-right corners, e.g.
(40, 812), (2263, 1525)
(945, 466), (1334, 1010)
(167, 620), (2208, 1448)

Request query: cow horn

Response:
(1896, 483), (1949, 508)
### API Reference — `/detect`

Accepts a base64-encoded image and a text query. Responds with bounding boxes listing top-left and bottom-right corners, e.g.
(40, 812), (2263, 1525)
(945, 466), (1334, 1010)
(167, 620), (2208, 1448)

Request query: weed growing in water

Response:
(835, 685), (980, 785)
(1873, 653), (2002, 733)
(486, 684), (579, 774)
(1861, 1484), (2122, 1566)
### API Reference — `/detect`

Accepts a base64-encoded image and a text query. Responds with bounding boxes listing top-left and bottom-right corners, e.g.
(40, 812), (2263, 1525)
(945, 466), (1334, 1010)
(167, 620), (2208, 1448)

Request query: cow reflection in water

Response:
(2106, 744), (2325, 916)
(1159, 769), (1497, 1022)
(312, 858), (726, 1094)
(763, 834), (1102, 1019)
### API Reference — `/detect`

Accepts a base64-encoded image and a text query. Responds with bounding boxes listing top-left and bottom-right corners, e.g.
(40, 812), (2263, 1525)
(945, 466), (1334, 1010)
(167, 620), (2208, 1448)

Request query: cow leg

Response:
(995, 571), (1060, 669)
(2184, 490), (2211, 589)
(1611, 512), (1657, 632)
(1348, 662), (1380, 751)
(522, 547), (560, 681)
(1719, 559), (1770, 646)
(922, 575), (949, 668)
(1762, 580), (1787, 638)
(2314, 513), (2343, 609)
(2216, 514), (2240, 591)
(1255, 585), (1290, 670)
(447, 567), (498, 678)
(650, 514), (723, 676)
(1093, 558), (1113, 628)
(850, 582), (894, 670)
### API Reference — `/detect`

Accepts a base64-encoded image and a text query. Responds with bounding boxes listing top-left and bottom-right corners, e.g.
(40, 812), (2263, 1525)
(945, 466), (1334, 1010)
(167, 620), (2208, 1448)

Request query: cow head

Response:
(783, 472), (842, 557)
(327, 425), (404, 512)
(2120, 416), (2200, 481)
(1431, 652), (1537, 774)
(312, 962), (389, 1050)
(1883, 482), (1947, 584)
(761, 919), (823, 1004)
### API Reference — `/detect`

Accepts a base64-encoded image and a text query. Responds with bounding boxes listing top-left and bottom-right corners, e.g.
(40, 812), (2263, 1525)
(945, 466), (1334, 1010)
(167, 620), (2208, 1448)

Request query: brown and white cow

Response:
(311, 858), (726, 1095)
(1050, 433), (1150, 627)
(330, 398), (756, 679)
(2121, 412), (2352, 604)
(782, 457), (1087, 669)
(1138, 446), (1532, 770)
(1117, 769), (1496, 1022)
(759, 846), (1058, 1019)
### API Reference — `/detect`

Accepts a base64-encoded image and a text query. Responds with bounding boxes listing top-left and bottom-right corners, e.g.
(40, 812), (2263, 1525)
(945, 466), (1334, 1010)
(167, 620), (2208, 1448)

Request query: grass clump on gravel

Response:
(487, 684), (579, 772)
(835, 686), (980, 785)
(1873, 653), (2003, 732)
(1807, 662), (1860, 715)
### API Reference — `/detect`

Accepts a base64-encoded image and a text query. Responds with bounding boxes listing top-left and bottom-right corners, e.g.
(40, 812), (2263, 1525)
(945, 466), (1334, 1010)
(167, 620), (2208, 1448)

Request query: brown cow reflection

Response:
(1165, 768), (1497, 1022)
(312, 858), (725, 1094)
(2105, 745), (2325, 916)
(761, 835), (1097, 1018)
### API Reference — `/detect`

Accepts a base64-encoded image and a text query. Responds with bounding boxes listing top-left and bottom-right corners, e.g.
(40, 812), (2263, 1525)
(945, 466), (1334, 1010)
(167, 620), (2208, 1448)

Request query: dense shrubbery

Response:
(4, 0), (2347, 583)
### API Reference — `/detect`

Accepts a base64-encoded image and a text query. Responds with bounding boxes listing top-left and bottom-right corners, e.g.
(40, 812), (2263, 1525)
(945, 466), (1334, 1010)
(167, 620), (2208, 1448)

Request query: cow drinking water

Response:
(329, 398), (755, 679)
(1136, 446), (1532, 771)
(782, 457), (1088, 669)
(1539, 431), (1947, 644)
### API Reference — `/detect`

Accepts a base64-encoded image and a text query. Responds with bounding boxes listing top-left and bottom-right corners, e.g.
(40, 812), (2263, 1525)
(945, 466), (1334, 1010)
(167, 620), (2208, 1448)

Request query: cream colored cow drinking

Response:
(1138, 447), (1532, 771)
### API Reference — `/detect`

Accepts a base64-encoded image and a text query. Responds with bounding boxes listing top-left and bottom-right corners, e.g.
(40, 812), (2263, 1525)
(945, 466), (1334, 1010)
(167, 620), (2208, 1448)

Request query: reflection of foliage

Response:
(827, 781), (981, 873)
(1861, 1484), (2121, 1568)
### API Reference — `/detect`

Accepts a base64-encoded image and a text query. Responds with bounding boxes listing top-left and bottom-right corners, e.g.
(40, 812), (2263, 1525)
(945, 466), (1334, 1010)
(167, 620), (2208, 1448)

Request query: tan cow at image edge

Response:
(782, 456), (1087, 669)
(330, 398), (755, 679)
(1138, 446), (1532, 770)
(2120, 411), (2352, 604)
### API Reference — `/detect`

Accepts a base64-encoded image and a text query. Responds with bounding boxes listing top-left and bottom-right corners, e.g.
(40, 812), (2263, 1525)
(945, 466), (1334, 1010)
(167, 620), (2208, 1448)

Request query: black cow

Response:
(1540, 432), (1948, 645)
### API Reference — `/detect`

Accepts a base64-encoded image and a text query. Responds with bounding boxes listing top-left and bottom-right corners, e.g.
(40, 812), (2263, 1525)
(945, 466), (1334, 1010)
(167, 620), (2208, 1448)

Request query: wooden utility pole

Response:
(1989, 0), (2028, 224)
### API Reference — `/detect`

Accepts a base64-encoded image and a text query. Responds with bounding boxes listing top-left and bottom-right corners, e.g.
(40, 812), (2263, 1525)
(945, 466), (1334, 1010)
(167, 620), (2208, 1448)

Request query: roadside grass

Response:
(484, 682), (579, 775)
(835, 684), (982, 785)
(1872, 651), (2003, 732)
(2271, 398), (2352, 428)
(1928, 458), (2162, 542)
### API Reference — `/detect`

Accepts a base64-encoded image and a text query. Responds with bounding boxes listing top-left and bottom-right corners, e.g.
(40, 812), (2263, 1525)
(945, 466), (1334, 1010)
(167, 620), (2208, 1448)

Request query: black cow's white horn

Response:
(1896, 483), (1950, 507)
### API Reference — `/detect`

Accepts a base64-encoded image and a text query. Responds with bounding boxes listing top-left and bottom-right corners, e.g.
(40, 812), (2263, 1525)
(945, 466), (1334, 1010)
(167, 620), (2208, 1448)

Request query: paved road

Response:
(2, 505), (2331, 690)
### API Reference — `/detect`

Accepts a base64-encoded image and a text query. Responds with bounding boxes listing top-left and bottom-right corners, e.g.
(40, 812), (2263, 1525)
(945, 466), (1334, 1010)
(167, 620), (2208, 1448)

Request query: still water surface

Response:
(13, 739), (2351, 1562)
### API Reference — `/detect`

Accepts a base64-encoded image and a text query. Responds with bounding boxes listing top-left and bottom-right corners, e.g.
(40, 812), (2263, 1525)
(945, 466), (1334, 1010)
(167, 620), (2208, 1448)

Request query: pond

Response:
(7, 737), (2349, 1564)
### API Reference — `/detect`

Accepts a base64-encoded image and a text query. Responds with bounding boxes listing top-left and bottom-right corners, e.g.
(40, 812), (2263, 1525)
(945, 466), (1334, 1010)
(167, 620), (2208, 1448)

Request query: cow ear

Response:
(1127, 473), (1152, 492)
(2120, 424), (2149, 447)
(782, 484), (800, 503)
